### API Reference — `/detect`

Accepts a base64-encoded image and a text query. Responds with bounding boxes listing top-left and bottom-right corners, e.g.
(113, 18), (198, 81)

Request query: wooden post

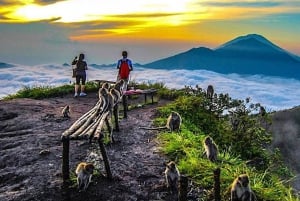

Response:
(98, 135), (112, 179)
(151, 92), (154, 104)
(214, 168), (221, 201)
(105, 117), (114, 143)
(144, 93), (147, 104)
(122, 95), (128, 118)
(62, 136), (70, 185)
(178, 175), (188, 201)
(113, 104), (119, 132)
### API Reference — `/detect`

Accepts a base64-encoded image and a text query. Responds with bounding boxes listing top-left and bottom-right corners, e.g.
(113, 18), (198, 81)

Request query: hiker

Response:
(72, 53), (88, 97)
(116, 50), (133, 88)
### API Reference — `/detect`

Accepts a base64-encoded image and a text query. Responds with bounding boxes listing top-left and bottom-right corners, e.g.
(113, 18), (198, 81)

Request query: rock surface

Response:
(0, 93), (177, 201)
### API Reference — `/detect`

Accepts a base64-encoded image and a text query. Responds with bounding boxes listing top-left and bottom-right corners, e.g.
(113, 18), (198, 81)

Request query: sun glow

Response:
(5, 0), (197, 23)
(2, 0), (300, 49)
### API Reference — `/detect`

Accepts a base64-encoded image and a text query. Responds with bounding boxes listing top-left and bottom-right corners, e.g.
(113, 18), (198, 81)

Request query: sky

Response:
(0, 0), (300, 65)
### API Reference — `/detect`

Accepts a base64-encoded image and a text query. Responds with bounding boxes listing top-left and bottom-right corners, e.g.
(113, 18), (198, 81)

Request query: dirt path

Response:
(0, 93), (173, 201)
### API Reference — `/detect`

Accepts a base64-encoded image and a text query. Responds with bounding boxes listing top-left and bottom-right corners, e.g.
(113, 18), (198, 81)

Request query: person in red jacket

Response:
(116, 50), (133, 84)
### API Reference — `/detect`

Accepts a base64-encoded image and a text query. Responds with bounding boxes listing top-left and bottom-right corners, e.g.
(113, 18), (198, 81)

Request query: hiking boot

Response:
(79, 92), (87, 97)
(74, 93), (78, 98)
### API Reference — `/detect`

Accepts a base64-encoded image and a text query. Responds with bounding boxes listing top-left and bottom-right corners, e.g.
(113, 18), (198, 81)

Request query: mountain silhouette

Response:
(144, 34), (300, 80)
(0, 62), (15, 69)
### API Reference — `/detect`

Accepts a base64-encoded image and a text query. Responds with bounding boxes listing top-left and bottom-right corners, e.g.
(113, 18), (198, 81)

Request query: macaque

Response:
(98, 87), (114, 113)
(164, 161), (180, 193)
(203, 136), (218, 162)
(231, 174), (257, 201)
(207, 85), (214, 100)
(110, 88), (121, 104)
(139, 111), (182, 132)
(61, 105), (70, 118)
(114, 79), (125, 94)
(75, 162), (95, 192)
(166, 111), (182, 132)
(101, 82), (109, 89)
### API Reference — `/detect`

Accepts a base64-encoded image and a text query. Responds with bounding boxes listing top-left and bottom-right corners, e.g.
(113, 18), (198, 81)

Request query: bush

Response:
(157, 85), (297, 200)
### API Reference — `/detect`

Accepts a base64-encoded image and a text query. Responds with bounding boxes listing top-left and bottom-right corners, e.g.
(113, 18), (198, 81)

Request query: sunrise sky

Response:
(0, 0), (299, 65)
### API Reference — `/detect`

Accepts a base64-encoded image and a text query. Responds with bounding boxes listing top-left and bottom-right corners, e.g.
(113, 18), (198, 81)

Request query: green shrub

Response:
(3, 81), (98, 100)
(156, 85), (297, 200)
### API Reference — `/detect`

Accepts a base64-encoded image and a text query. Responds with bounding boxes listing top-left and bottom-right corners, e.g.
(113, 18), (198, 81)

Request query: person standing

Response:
(73, 53), (88, 97)
(116, 50), (133, 86)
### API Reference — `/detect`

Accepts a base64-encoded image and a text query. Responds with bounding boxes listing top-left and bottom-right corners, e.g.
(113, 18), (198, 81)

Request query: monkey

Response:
(114, 79), (125, 94)
(206, 85), (214, 100)
(110, 88), (121, 104)
(164, 161), (180, 193)
(139, 111), (182, 132)
(101, 82), (109, 89)
(98, 86), (108, 100)
(61, 105), (70, 118)
(203, 136), (218, 162)
(98, 87), (114, 112)
(231, 174), (257, 201)
(259, 106), (266, 116)
(75, 162), (95, 192)
(98, 87), (115, 142)
(167, 111), (182, 132)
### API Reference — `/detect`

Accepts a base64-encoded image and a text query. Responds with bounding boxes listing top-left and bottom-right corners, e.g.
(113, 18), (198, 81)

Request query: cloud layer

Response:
(1, 64), (300, 112)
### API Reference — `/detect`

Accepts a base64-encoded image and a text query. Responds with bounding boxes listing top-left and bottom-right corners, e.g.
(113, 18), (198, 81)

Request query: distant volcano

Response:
(144, 34), (300, 80)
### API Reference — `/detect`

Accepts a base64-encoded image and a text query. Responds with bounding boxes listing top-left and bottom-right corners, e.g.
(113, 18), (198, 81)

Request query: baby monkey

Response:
(231, 174), (257, 201)
(61, 105), (70, 118)
(164, 161), (180, 193)
(75, 162), (95, 192)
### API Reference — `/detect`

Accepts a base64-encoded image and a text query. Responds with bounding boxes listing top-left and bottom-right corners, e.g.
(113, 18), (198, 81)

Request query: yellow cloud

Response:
(3, 0), (196, 22)
(2, 0), (300, 44)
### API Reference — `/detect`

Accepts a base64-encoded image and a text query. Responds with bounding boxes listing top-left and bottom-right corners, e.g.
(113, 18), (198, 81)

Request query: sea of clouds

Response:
(1, 64), (300, 112)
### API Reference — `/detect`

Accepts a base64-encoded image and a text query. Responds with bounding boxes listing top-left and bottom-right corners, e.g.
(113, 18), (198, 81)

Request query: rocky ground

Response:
(0, 92), (191, 201)
(2, 90), (300, 201)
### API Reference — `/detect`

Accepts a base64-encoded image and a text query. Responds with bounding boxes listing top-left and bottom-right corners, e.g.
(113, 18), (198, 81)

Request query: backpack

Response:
(119, 59), (130, 79)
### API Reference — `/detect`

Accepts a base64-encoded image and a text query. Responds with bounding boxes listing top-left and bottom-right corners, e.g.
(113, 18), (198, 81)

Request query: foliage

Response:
(156, 85), (298, 200)
(129, 80), (166, 90)
(3, 81), (98, 100)
(129, 80), (184, 100)
(2, 81), (298, 200)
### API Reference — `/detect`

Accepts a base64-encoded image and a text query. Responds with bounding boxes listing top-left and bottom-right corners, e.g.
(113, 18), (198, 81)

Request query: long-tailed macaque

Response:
(203, 136), (218, 162)
(110, 88), (121, 104)
(75, 162), (95, 192)
(61, 105), (70, 118)
(164, 161), (180, 193)
(207, 85), (214, 100)
(166, 111), (182, 132)
(114, 79), (125, 94)
(231, 174), (257, 201)
(98, 87), (114, 114)
(101, 82), (109, 89)
(139, 111), (182, 132)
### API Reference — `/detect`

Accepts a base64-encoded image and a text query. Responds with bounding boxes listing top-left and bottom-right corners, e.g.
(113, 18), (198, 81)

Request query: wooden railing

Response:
(61, 79), (158, 186)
